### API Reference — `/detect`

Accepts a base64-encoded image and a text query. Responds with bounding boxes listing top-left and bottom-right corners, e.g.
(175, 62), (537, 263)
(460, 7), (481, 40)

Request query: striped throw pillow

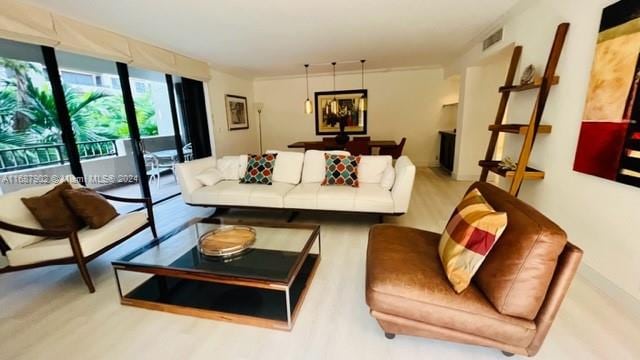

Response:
(438, 189), (507, 293)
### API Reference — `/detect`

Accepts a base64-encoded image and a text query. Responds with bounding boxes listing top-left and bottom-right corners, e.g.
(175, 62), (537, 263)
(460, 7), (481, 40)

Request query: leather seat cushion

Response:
(366, 224), (536, 347)
(190, 181), (294, 208)
(316, 184), (357, 211)
(470, 182), (568, 320)
(354, 184), (394, 213)
(283, 183), (320, 209)
(248, 182), (295, 208)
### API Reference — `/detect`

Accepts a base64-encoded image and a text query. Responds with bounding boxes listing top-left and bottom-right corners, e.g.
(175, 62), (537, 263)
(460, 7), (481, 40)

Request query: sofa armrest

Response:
(391, 156), (416, 214)
(175, 156), (216, 203)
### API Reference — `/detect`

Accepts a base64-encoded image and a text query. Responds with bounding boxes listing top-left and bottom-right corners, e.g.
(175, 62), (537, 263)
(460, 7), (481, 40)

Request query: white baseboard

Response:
(578, 264), (640, 322)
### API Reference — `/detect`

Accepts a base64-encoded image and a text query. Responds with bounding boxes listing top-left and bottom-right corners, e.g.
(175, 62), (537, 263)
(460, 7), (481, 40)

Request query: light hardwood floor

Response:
(1, 168), (639, 360)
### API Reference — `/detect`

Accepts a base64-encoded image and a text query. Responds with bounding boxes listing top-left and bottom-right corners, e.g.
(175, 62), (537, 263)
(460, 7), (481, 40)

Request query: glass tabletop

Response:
(114, 218), (320, 284)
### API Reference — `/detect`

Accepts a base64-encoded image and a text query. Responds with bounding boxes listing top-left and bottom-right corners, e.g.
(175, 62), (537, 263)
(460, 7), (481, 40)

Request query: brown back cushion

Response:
(62, 188), (118, 228)
(21, 182), (84, 236)
(468, 182), (567, 320)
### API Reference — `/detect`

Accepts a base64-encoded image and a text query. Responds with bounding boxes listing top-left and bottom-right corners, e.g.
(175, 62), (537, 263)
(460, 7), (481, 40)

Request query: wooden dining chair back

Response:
(346, 140), (371, 156)
(380, 137), (407, 159)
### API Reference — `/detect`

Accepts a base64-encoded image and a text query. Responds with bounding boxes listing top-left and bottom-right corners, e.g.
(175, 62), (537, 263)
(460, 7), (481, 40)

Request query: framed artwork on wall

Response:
(225, 94), (249, 130)
(314, 89), (367, 135)
(573, 0), (640, 188)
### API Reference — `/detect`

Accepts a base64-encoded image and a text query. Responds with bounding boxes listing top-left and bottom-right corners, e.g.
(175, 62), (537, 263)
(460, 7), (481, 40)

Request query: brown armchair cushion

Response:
(62, 188), (118, 228)
(469, 182), (567, 320)
(21, 182), (84, 236)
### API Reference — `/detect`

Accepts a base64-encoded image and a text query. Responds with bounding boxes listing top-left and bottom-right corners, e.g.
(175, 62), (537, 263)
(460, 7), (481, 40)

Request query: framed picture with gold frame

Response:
(314, 89), (367, 135)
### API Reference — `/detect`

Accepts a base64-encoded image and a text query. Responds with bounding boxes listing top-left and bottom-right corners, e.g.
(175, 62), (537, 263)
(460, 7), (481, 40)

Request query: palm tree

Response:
(0, 58), (36, 130)
(21, 78), (111, 143)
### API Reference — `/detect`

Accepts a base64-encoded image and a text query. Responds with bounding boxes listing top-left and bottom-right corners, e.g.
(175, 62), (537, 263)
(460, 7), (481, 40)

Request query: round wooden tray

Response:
(198, 225), (256, 257)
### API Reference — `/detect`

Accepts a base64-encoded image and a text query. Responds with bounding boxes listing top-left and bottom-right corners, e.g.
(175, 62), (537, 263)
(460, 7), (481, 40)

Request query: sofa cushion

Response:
(354, 184), (394, 213)
(216, 156), (242, 180)
(301, 150), (350, 183)
(438, 189), (507, 293)
(366, 224), (536, 348)
(380, 165), (395, 190)
(240, 154), (277, 185)
(322, 154), (361, 187)
(283, 183), (320, 210)
(6, 211), (147, 266)
(248, 182), (295, 208)
(0, 183), (58, 249)
(195, 168), (224, 186)
(191, 181), (251, 206)
(62, 188), (119, 229)
(317, 185), (356, 211)
(471, 182), (568, 320)
(358, 155), (393, 184)
(266, 150), (304, 185)
(21, 182), (85, 235)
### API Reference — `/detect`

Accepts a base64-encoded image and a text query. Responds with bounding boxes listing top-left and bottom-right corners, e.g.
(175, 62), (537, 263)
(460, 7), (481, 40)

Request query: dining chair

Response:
(346, 140), (371, 156)
(380, 137), (407, 159)
(353, 136), (371, 142)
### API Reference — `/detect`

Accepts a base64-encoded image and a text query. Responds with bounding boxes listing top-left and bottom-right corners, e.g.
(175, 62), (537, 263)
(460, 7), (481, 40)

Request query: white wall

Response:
(450, 0), (640, 302)
(453, 48), (512, 180)
(207, 69), (258, 157)
(253, 68), (445, 166)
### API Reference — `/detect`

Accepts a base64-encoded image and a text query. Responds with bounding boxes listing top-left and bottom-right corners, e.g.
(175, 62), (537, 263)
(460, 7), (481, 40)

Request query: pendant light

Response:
(304, 64), (313, 114)
(330, 62), (338, 114)
(359, 59), (367, 111)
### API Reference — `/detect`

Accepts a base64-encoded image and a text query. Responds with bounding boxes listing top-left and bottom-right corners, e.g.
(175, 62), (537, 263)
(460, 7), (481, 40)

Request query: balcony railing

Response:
(0, 140), (118, 173)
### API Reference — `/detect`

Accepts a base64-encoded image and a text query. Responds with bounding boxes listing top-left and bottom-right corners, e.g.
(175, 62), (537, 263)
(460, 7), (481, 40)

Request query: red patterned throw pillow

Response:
(240, 154), (277, 185)
(322, 154), (361, 187)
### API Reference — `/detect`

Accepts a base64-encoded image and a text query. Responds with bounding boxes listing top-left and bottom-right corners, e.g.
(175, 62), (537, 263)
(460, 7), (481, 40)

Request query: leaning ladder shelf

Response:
(479, 23), (570, 196)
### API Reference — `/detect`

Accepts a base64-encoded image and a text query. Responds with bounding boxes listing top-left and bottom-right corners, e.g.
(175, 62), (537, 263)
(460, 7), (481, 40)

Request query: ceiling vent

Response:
(483, 28), (503, 51)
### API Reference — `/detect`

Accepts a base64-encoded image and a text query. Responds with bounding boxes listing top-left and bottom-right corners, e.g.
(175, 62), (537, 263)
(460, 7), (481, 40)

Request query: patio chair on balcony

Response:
(183, 143), (193, 161)
(144, 152), (177, 188)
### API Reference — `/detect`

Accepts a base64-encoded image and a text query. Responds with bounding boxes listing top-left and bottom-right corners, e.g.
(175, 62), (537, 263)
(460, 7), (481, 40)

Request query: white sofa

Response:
(176, 150), (416, 215)
(0, 180), (154, 293)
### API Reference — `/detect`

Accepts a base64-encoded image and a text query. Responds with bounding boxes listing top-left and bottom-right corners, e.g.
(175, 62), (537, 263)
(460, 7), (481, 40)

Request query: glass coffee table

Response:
(112, 218), (321, 331)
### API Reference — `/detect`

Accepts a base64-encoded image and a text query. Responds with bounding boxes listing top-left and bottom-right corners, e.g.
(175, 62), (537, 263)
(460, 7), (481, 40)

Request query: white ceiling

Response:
(23, 0), (519, 78)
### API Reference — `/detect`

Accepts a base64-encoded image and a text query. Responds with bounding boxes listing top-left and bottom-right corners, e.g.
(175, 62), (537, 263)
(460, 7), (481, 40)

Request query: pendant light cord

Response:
(332, 62), (336, 91)
(305, 64), (310, 98)
(361, 59), (366, 89)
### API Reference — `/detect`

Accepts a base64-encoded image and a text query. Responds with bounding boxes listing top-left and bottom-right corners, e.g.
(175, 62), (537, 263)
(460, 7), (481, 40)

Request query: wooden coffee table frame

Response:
(112, 218), (321, 331)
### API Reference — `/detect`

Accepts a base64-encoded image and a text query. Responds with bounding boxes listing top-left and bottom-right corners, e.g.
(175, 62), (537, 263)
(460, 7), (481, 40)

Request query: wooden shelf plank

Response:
(499, 76), (559, 93)
(478, 160), (545, 180)
(488, 124), (552, 135)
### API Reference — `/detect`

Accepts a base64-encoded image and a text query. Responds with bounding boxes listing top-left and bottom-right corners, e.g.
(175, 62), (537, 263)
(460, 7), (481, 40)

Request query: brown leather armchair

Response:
(366, 182), (582, 357)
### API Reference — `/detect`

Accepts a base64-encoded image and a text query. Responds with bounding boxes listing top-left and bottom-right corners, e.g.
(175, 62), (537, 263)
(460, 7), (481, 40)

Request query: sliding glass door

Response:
(54, 51), (143, 212)
(0, 39), (74, 193)
(0, 37), (209, 209)
(128, 67), (183, 203)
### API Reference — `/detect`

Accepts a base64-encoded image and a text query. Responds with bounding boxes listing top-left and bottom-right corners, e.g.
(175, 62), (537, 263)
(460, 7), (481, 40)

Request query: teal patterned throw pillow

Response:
(322, 154), (361, 187)
(240, 154), (277, 185)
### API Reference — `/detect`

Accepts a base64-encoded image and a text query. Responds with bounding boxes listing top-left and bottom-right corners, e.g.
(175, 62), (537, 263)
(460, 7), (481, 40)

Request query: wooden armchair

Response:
(0, 190), (156, 293)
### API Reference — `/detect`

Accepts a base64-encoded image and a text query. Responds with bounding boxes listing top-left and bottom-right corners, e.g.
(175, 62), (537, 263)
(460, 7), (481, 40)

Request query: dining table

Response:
(287, 140), (398, 151)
